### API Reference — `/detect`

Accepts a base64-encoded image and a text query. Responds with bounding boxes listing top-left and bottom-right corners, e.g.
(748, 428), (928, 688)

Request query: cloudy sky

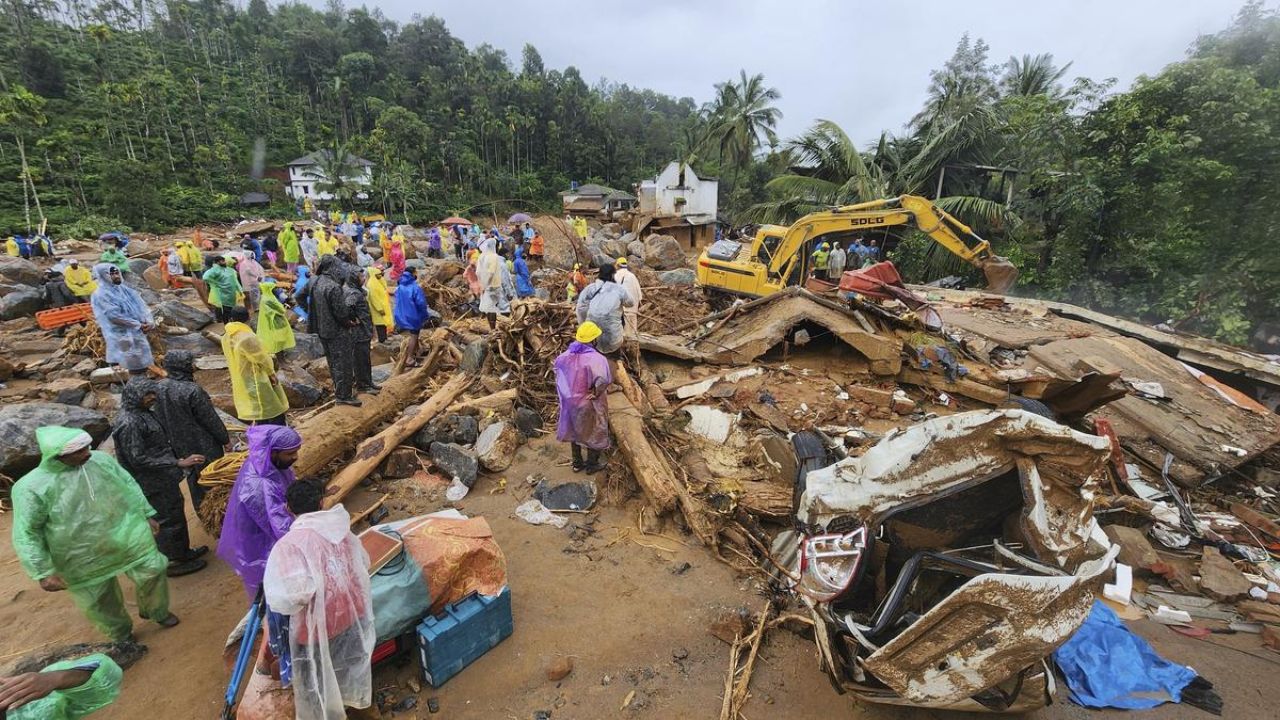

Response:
(339, 0), (1249, 144)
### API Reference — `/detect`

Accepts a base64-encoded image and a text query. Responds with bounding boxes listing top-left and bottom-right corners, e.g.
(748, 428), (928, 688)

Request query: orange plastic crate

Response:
(36, 303), (94, 330)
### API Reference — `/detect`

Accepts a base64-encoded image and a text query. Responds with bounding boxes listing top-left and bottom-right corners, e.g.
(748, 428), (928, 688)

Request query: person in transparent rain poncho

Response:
(553, 322), (614, 473)
(263, 479), (375, 720)
(88, 263), (154, 374)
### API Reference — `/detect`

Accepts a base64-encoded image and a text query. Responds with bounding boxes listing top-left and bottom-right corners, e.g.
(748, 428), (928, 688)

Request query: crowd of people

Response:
(810, 236), (882, 281)
(3, 211), (654, 719)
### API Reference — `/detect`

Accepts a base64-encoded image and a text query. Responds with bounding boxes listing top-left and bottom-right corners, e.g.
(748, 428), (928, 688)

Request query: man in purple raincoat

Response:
(216, 425), (304, 596)
(553, 322), (613, 474)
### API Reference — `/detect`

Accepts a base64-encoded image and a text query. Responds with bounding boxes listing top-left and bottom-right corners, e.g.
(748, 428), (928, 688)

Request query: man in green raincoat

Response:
(0, 653), (122, 719)
(10, 426), (181, 642)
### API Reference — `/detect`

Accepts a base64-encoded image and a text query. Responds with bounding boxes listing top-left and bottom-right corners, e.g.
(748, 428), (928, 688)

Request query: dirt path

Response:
(2, 435), (1278, 719)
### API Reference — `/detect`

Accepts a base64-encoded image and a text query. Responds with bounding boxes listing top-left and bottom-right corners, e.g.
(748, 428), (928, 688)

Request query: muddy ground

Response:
(2, 434), (1278, 719)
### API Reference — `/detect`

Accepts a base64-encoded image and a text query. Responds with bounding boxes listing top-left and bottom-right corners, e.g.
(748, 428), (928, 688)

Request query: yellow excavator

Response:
(696, 195), (1018, 296)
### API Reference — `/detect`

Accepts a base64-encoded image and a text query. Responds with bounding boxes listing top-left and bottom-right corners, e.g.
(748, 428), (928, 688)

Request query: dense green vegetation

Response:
(1, 0), (1277, 345)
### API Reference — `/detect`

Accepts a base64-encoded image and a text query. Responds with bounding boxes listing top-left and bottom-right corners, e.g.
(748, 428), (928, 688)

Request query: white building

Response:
(285, 150), (374, 202)
(637, 161), (718, 223)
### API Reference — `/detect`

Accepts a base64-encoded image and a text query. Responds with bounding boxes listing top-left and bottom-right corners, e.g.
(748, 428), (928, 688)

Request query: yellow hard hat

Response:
(575, 321), (603, 344)
(615, 257), (628, 267)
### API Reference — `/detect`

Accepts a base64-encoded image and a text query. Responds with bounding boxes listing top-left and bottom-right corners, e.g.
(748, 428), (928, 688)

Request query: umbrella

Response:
(508, 212), (532, 224)
(441, 216), (472, 226)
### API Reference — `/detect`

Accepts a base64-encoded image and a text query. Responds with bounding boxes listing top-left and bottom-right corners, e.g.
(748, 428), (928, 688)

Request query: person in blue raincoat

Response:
(393, 267), (430, 368)
(291, 265), (311, 324)
(513, 246), (535, 298)
(89, 263), (154, 374)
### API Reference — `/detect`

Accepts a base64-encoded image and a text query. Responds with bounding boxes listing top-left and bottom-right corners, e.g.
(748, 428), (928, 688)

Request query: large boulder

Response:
(282, 333), (326, 364)
(153, 300), (214, 331)
(627, 239), (645, 258)
(0, 403), (111, 476)
(0, 287), (45, 320)
(659, 268), (696, 286)
(142, 264), (167, 291)
(643, 234), (686, 270)
(127, 258), (153, 276)
(460, 339), (488, 373)
(601, 223), (622, 237)
(40, 378), (90, 406)
(279, 368), (325, 408)
(164, 332), (221, 356)
(475, 421), (520, 472)
(602, 237), (631, 259)
(429, 442), (479, 488)
(0, 258), (43, 287)
(413, 414), (480, 451)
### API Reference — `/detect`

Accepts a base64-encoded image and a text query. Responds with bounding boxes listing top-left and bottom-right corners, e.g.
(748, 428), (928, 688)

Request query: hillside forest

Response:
(1, 0), (1278, 347)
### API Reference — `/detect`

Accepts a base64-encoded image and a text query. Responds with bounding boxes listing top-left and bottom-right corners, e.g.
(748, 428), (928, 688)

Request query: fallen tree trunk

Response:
(736, 481), (793, 520)
(323, 371), (474, 506)
(608, 390), (719, 546)
(294, 336), (444, 479)
(447, 388), (519, 415)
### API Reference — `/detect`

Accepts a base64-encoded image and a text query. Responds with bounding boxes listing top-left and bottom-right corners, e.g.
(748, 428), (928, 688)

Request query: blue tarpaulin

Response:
(1053, 600), (1197, 709)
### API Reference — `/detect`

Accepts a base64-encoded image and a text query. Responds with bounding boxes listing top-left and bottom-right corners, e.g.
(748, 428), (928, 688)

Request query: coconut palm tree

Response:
(313, 138), (366, 207)
(707, 71), (782, 188)
(1001, 53), (1073, 98)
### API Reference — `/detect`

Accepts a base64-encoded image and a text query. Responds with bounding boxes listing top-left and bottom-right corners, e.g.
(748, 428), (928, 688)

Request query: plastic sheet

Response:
(1053, 600), (1197, 709)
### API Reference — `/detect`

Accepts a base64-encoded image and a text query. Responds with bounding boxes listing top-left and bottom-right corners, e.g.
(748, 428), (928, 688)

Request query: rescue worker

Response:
(156, 350), (229, 510)
(279, 221), (301, 272)
(222, 306), (290, 425)
(111, 378), (209, 576)
(614, 257), (642, 339)
(217, 425), (304, 597)
(827, 241), (847, 281)
(812, 242), (830, 277)
(99, 241), (129, 273)
(311, 256), (359, 406)
(393, 267), (429, 368)
(63, 259), (96, 299)
(11, 426), (180, 641)
(5, 236), (19, 257)
(344, 269), (379, 394)
(553, 322), (612, 474)
(89, 264), (153, 375)
(263, 479), (375, 720)
(256, 279), (296, 355)
(0, 652), (122, 719)
(365, 266), (392, 343)
(202, 255), (243, 322)
(179, 241), (202, 275)
(575, 263), (634, 354)
(513, 246), (535, 298)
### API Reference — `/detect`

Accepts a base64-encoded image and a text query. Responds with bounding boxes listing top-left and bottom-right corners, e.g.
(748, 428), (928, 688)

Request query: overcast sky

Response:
(324, 0), (1250, 145)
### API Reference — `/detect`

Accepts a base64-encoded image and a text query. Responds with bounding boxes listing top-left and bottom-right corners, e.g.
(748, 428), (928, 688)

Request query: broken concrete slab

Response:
(1103, 525), (1160, 571)
(1199, 546), (1253, 602)
(683, 406), (738, 443)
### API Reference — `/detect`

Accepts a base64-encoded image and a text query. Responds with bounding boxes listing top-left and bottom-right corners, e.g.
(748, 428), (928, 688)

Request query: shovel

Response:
(221, 589), (266, 720)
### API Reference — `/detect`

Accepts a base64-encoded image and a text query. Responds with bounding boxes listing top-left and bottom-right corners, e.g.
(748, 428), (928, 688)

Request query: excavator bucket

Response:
(980, 256), (1019, 294)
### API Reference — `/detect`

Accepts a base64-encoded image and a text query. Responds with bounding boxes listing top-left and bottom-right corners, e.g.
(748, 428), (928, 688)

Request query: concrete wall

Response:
(286, 164), (373, 201)
(639, 162), (718, 220)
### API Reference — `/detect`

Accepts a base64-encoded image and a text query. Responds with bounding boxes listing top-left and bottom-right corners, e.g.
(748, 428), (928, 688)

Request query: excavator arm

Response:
(762, 195), (1018, 293)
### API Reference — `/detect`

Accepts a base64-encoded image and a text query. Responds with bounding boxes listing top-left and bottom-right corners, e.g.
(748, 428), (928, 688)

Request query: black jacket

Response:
(156, 350), (229, 461)
(345, 279), (373, 342)
(310, 256), (353, 339)
(112, 378), (181, 481)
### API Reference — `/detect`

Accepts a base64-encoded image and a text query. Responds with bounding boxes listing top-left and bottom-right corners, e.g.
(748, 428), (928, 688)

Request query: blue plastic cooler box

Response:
(416, 586), (513, 687)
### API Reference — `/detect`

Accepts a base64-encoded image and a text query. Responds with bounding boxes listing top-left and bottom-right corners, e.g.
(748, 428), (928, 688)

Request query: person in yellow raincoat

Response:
(378, 225), (392, 261)
(365, 267), (393, 343)
(255, 280), (296, 355)
(221, 307), (289, 425)
(315, 226), (331, 257)
(179, 241), (202, 275)
(5, 237), (19, 257)
(63, 259), (97, 298)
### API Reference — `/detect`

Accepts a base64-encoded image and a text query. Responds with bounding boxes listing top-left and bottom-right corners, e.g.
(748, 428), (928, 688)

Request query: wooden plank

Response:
(897, 367), (1010, 405)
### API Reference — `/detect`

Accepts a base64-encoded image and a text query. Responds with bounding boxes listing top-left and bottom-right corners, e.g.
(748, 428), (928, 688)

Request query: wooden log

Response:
(612, 360), (650, 413)
(323, 372), (474, 507)
(736, 481), (793, 520)
(448, 388), (519, 415)
(607, 390), (719, 546)
(294, 339), (443, 480)
(897, 367), (1010, 406)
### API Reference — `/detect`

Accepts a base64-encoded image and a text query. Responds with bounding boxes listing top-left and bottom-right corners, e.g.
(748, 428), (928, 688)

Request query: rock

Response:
(658, 269), (695, 286)
(619, 232), (637, 247)
(141, 264), (167, 291)
(0, 287), (45, 320)
(127, 258), (152, 276)
(370, 342), (393, 366)
(306, 358), (331, 385)
(848, 385), (894, 408)
(80, 392), (99, 409)
(282, 333), (326, 363)
(475, 421), (520, 472)
(153, 300), (214, 331)
(546, 657), (574, 682)
(41, 378), (90, 406)
(0, 258), (43, 287)
(627, 239), (645, 258)
(460, 339), (488, 373)
(1103, 525), (1160, 571)
(0, 355), (17, 382)
(429, 442), (479, 488)
(163, 333), (221, 355)
(601, 238), (630, 259)
(89, 367), (130, 386)
(1262, 624), (1280, 653)
(194, 354), (228, 371)
(279, 369), (325, 408)
(1199, 546), (1252, 601)
(643, 234), (685, 270)
(514, 407), (543, 437)
(372, 364), (392, 385)
(891, 397), (916, 415)
(0, 403), (111, 476)
(381, 447), (420, 479)
(414, 414), (480, 450)
(210, 393), (238, 417)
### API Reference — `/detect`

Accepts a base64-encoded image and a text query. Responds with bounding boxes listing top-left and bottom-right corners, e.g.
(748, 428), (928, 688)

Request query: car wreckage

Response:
(775, 409), (1120, 712)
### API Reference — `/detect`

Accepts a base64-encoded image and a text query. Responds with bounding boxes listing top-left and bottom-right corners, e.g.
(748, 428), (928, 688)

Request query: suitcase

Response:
(416, 587), (512, 687)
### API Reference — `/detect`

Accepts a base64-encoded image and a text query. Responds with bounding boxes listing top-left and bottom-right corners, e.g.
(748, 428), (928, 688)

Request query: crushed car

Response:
(775, 409), (1119, 712)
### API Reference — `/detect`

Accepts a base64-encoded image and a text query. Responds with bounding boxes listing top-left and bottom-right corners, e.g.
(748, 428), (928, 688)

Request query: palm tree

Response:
(312, 138), (366, 207)
(1001, 53), (1072, 98)
(707, 71), (782, 188)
